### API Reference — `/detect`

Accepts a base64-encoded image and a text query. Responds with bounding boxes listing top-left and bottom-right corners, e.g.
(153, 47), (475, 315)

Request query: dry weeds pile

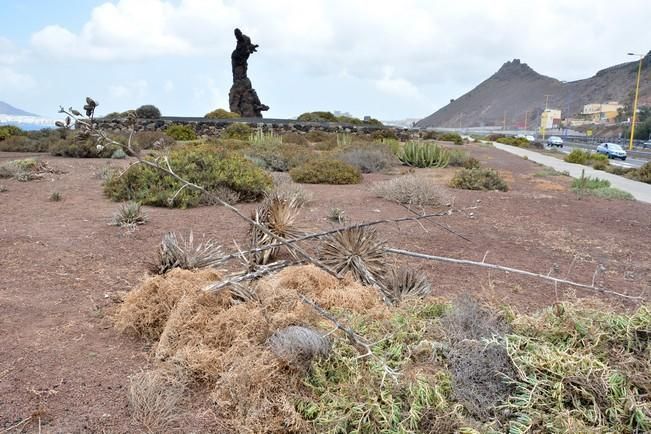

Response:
(115, 265), (386, 432)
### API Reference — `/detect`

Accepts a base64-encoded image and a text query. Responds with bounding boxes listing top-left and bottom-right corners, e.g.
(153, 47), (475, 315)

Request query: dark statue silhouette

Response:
(229, 28), (269, 118)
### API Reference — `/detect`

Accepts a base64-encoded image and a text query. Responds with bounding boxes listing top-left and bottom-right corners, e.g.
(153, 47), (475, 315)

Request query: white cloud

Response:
(0, 67), (35, 92)
(109, 79), (148, 99)
(375, 67), (420, 99)
(193, 77), (228, 111)
(163, 80), (175, 93)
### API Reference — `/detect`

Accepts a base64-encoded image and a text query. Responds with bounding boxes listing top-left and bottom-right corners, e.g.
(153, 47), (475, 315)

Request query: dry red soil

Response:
(1, 144), (650, 432)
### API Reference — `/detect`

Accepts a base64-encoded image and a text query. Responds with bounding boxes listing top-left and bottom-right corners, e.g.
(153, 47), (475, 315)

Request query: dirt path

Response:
(1, 145), (650, 432)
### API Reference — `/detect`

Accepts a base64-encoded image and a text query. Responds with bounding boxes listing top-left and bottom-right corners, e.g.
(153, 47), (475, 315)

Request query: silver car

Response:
(596, 143), (627, 160)
(547, 136), (563, 147)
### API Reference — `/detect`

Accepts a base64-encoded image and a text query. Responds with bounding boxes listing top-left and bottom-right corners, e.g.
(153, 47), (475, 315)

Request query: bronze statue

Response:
(228, 28), (269, 118)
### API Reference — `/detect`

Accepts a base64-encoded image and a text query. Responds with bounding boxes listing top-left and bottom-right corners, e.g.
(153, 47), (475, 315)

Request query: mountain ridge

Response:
(0, 101), (38, 117)
(417, 52), (651, 128)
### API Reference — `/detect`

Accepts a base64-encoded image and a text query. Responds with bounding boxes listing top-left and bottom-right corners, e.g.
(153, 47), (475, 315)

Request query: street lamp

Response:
(627, 52), (644, 150)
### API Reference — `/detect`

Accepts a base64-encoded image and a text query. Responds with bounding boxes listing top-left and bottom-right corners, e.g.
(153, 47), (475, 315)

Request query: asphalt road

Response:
(492, 142), (651, 203)
(556, 141), (650, 169)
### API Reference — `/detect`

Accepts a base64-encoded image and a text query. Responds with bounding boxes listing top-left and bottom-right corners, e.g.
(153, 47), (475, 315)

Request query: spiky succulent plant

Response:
(320, 226), (386, 285)
(382, 266), (432, 303)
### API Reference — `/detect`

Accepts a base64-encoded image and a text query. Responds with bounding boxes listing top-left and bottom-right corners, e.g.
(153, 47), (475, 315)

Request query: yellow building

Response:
(581, 102), (622, 123)
(540, 109), (562, 129)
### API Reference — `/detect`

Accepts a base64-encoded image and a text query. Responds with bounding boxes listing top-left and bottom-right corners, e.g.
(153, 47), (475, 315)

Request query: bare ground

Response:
(1, 144), (650, 432)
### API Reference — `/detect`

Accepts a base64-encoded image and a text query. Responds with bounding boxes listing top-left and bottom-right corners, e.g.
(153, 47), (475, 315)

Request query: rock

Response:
(228, 28), (269, 118)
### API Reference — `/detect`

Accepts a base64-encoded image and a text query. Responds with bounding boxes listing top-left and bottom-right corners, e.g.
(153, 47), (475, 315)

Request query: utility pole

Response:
(542, 94), (553, 141)
(628, 53), (644, 150)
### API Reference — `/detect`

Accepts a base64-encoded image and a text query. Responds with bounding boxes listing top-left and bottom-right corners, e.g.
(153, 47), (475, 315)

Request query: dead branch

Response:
(204, 259), (297, 292)
(386, 247), (643, 301)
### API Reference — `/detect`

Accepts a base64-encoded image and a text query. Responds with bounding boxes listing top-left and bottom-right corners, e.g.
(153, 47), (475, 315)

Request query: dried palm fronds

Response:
(249, 193), (303, 265)
(382, 266), (431, 303)
(153, 232), (224, 274)
(319, 226), (386, 285)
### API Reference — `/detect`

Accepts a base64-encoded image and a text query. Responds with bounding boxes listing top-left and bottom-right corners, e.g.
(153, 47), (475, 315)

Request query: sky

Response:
(0, 0), (649, 121)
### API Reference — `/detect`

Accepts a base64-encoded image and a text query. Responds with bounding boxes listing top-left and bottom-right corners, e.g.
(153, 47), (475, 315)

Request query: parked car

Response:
(525, 135), (535, 142)
(547, 136), (563, 147)
(642, 140), (651, 149)
(596, 143), (627, 160)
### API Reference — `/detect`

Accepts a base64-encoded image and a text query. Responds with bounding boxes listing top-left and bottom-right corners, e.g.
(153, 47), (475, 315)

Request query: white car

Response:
(547, 136), (563, 147)
(525, 135), (535, 142)
(596, 143), (627, 160)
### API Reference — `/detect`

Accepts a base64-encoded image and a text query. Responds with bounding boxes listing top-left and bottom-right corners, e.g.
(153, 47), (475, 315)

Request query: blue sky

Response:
(1, 0), (649, 120)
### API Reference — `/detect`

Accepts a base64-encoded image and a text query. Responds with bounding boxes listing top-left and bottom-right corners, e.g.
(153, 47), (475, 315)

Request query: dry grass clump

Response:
(114, 268), (221, 340)
(442, 295), (511, 343)
(382, 266), (432, 303)
(320, 226), (387, 285)
(153, 232), (224, 275)
(371, 175), (452, 207)
(0, 158), (57, 181)
(127, 366), (187, 433)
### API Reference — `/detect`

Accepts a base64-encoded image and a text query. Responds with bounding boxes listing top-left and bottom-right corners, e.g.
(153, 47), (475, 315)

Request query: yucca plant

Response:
(382, 266), (432, 303)
(154, 232), (224, 274)
(250, 127), (283, 147)
(336, 132), (352, 147)
(399, 141), (450, 168)
(249, 192), (303, 265)
(111, 201), (147, 227)
(320, 226), (386, 285)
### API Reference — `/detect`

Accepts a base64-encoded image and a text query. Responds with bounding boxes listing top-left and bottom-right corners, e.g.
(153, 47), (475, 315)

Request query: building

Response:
(580, 102), (623, 123)
(540, 109), (562, 129)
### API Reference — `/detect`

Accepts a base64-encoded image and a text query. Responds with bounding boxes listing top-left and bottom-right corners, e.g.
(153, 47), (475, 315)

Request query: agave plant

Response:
(111, 201), (147, 227)
(154, 232), (223, 274)
(399, 141), (450, 168)
(249, 192), (303, 265)
(382, 266), (432, 303)
(320, 226), (386, 285)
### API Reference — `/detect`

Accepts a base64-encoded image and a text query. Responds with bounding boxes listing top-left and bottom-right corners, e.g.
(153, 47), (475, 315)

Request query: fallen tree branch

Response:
(386, 247), (643, 301)
(204, 259), (297, 292)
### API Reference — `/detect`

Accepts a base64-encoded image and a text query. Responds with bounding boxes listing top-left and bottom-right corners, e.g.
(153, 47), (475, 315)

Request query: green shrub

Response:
(222, 123), (252, 140)
(290, 159), (362, 184)
(134, 131), (175, 149)
(304, 130), (332, 143)
(496, 137), (530, 147)
(338, 146), (398, 173)
(447, 150), (472, 167)
(438, 132), (463, 145)
(103, 112), (126, 119)
(204, 108), (240, 119)
(380, 138), (402, 155)
(564, 149), (591, 165)
(591, 153), (608, 162)
(399, 142), (450, 168)
(135, 105), (161, 119)
(297, 111), (339, 122)
(592, 160), (608, 171)
(0, 135), (50, 152)
(49, 135), (118, 158)
(371, 129), (398, 141)
(282, 132), (309, 146)
(207, 138), (250, 151)
(104, 145), (272, 207)
(450, 168), (508, 191)
(571, 175), (610, 190)
(586, 187), (634, 200)
(0, 125), (24, 140)
(111, 149), (127, 159)
(165, 124), (197, 141)
(629, 162), (651, 183)
(463, 157), (481, 169)
(247, 143), (311, 172)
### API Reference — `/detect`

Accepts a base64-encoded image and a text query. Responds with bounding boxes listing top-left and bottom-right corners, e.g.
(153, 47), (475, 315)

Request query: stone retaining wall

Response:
(96, 117), (418, 140)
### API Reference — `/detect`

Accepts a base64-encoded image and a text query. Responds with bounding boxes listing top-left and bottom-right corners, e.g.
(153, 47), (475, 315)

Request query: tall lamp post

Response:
(628, 52), (644, 151)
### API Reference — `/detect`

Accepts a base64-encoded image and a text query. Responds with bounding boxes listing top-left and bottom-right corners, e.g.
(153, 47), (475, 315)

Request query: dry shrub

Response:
(320, 226), (387, 285)
(382, 266), (432, 303)
(249, 193), (303, 264)
(128, 366), (187, 433)
(153, 232), (224, 275)
(268, 179), (313, 208)
(267, 325), (331, 368)
(371, 175), (452, 207)
(447, 339), (517, 421)
(114, 268), (221, 340)
(117, 264), (385, 433)
(442, 295), (511, 343)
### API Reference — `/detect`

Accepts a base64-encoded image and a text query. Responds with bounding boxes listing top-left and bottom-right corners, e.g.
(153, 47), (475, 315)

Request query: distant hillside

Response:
(417, 52), (651, 128)
(0, 101), (37, 117)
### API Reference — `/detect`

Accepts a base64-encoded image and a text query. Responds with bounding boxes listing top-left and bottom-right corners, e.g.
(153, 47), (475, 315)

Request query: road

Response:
(492, 142), (651, 203)
(556, 141), (650, 169)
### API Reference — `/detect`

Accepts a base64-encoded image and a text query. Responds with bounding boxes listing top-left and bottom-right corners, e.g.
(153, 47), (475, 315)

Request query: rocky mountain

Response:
(0, 101), (37, 117)
(416, 52), (651, 128)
